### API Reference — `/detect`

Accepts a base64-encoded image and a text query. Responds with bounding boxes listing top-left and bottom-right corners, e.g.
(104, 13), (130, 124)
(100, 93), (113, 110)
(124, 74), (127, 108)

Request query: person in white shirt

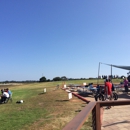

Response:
(1, 89), (9, 103)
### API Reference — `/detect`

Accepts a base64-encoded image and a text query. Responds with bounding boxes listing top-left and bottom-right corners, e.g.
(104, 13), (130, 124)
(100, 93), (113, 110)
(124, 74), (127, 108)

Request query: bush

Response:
(39, 76), (46, 82)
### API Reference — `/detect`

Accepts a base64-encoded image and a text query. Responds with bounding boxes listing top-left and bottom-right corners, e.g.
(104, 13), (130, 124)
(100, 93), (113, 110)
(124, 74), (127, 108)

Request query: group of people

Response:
(100, 77), (129, 126)
(104, 77), (129, 98)
(0, 88), (12, 103)
(96, 79), (114, 98)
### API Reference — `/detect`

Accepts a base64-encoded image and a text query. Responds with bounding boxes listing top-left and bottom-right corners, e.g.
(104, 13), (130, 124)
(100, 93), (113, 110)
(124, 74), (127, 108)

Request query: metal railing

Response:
(62, 100), (130, 130)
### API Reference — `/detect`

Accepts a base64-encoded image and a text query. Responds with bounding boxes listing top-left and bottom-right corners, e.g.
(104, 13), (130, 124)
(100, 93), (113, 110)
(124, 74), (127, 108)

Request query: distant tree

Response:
(116, 75), (119, 79)
(39, 76), (46, 82)
(98, 76), (101, 79)
(109, 75), (113, 79)
(61, 76), (67, 81)
(5, 80), (9, 83)
(89, 77), (95, 79)
(53, 77), (61, 81)
(47, 79), (51, 82)
(68, 78), (73, 80)
(121, 75), (125, 79)
(102, 75), (107, 79)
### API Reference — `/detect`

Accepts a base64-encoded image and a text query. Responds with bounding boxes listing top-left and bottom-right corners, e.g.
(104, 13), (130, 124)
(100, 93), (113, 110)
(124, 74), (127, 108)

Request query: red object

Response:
(72, 92), (90, 103)
(105, 82), (112, 95)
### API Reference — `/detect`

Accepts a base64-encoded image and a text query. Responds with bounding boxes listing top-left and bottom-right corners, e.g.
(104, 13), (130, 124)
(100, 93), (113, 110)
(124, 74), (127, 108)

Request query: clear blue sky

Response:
(0, 0), (130, 81)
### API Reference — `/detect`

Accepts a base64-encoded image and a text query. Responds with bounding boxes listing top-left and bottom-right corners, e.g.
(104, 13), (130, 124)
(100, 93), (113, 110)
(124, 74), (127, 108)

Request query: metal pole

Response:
(111, 65), (112, 82)
(97, 62), (100, 85)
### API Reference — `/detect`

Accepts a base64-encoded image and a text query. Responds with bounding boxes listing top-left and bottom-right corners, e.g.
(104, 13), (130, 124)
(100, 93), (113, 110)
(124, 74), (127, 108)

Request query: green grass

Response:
(0, 79), (121, 130)
(0, 108), (47, 130)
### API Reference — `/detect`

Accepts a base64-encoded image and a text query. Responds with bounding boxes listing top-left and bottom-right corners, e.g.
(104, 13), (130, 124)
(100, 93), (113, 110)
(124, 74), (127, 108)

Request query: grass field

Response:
(0, 79), (121, 130)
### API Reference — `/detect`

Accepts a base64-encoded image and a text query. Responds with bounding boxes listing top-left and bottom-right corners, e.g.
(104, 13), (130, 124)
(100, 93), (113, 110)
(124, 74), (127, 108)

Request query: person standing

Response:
(124, 78), (129, 94)
(104, 79), (112, 99)
(108, 79), (115, 92)
(104, 79), (112, 110)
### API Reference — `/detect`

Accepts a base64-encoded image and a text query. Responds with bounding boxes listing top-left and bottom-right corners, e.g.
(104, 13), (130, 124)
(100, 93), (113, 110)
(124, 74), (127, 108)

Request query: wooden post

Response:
(96, 103), (101, 130)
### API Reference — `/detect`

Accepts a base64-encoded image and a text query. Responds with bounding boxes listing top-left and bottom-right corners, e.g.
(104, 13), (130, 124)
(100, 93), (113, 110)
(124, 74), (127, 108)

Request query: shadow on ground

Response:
(118, 93), (130, 99)
(78, 91), (130, 100)
(38, 92), (46, 95)
(55, 100), (70, 102)
(78, 92), (93, 97)
(103, 120), (130, 127)
(75, 110), (81, 112)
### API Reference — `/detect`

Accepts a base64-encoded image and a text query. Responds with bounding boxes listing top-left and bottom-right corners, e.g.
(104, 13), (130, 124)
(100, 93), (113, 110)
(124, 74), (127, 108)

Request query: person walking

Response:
(124, 77), (129, 94)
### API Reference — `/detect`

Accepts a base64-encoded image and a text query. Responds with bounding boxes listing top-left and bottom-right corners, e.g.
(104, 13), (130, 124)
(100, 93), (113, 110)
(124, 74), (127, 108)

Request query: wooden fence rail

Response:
(62, 100), (130, 130)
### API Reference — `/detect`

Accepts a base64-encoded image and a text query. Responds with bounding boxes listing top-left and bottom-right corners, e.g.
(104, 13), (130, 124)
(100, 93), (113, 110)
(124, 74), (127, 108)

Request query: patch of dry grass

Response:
(24, 88), (92, 130)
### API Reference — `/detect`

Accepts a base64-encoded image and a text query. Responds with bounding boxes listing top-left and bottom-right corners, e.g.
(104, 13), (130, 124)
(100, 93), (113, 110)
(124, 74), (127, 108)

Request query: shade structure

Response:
(101, 63), (130, 70)
(97, 62), (130, 84)
(112, 65), (130, 70)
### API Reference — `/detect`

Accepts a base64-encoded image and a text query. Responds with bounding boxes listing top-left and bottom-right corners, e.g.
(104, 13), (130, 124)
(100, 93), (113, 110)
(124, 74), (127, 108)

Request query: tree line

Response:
(0, 75), (126, 83)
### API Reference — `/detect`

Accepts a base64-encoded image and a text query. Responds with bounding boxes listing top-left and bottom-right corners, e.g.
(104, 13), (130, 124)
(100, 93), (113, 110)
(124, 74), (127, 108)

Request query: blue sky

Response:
(0, 0), (130, 81)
